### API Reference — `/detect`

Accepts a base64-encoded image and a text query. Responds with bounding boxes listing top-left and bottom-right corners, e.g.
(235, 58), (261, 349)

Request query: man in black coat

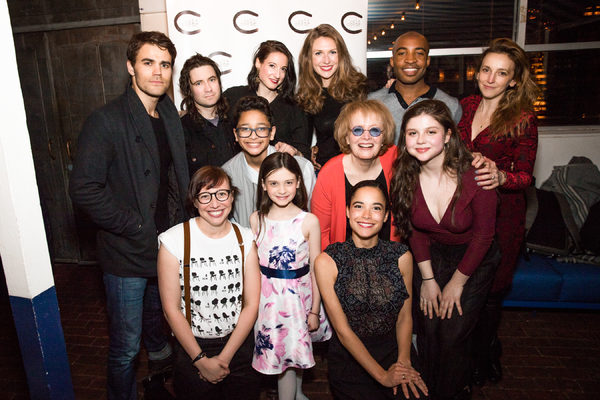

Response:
(69, 31), (189, 400)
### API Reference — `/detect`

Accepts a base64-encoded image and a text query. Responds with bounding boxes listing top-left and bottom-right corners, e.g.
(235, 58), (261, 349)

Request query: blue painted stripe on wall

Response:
(10, 286), (74, 399)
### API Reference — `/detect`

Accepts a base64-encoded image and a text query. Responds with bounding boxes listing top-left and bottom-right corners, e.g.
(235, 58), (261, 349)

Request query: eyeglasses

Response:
(235, 126), (272, 138)
(197, 190), (231, 204)
(351, 126), (383, 137)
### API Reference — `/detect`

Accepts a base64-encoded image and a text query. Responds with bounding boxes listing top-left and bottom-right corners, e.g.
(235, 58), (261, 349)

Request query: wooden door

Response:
(13, 32), (82, 262)
(13, 25), (138, 263)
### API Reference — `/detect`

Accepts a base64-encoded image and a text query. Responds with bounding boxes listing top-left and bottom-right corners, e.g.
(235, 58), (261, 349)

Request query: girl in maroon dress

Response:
(457, 38), (538, 387)
(390, 100), (500, 400)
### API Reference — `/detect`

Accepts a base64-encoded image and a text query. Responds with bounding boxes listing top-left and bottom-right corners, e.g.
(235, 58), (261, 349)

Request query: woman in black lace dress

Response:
(315, 181), (428, 400)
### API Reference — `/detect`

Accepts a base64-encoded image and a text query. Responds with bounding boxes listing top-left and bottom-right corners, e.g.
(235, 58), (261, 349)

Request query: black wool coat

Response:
(69, 85), (190, 277)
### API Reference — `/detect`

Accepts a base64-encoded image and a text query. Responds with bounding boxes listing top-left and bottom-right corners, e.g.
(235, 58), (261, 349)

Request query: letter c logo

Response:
(208, 51), (233, 75)
(288, 11), (312, 34)
(174, 10), (202, 35)
(233, 10), (259, 34)
(341, 11), (363, 34)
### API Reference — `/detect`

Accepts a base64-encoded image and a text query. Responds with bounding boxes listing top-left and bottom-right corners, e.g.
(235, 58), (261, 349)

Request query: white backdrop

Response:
(166, 0), (368, 109)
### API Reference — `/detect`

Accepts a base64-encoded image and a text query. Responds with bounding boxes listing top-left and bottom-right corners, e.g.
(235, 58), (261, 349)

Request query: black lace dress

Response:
(324, 239), (411, 399)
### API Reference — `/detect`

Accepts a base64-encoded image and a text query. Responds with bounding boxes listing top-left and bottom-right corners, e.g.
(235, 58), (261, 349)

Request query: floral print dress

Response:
(252, 211), (330, 374)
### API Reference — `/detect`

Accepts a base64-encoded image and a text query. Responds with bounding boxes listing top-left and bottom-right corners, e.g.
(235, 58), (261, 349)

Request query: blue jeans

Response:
(103, 274), (171, 400)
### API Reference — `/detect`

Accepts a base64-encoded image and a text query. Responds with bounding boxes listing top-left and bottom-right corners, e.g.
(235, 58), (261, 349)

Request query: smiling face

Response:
(477, 52), (516, 101)
(347, 186), (389, 242)
(189, 65), (220, 112)
(390, 33), (430, 86)
(127, 43), (173, 102)
(311, 36), (339, 87)
(346, 111), (384, 161)
(235, 109), (276, 159)
(194, 181), (233, 229)
(262, 167), (299, 209)
(256, 51), (288, 92)
(404, 114), (451, 166)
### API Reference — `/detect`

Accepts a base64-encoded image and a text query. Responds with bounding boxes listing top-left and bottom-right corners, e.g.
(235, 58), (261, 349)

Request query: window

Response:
(526, 0), (600, 45)
(367, 0), (600, 126)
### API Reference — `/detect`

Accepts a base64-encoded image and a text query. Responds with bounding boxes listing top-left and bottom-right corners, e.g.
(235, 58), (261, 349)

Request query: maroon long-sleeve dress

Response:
(458, 95), (538, 292)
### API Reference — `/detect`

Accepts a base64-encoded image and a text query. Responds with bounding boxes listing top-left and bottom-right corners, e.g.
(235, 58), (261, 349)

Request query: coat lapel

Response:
(126, 85), (160, 174)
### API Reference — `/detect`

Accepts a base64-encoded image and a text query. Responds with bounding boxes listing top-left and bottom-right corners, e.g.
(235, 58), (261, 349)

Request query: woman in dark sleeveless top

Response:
(315, 181), (428, 400)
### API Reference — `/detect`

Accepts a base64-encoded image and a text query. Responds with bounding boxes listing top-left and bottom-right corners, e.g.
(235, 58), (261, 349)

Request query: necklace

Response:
(475, 109), (491, 129)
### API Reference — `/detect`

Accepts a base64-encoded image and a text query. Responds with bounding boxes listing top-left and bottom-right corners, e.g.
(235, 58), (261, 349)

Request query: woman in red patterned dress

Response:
(458, 38), (538, 387)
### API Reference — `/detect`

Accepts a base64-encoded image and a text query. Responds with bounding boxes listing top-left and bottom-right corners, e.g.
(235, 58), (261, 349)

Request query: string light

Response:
(368, 40), (371, 45)
(382, 30), (385, 35)
(391, 22), (395, 29)
(401, 12), (405, 21)
(374, 35), (378, 40)
(416, 1), (420, 10)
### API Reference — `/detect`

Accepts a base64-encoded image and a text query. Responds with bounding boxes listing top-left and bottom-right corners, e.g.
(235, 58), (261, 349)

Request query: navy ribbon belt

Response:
(260, 265), (310, 279)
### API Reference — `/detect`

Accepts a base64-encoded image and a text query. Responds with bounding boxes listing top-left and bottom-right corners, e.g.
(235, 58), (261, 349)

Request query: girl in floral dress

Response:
(249, 152), (330, 400)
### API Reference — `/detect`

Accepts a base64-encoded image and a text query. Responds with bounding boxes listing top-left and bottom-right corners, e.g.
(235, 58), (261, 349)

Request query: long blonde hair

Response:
(477, 38), (538, 139)
(296, 24), (367, 114)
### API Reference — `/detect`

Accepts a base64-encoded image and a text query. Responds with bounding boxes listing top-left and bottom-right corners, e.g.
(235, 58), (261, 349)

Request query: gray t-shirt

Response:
(222, 145), (316, 228)
(368, 85), (462, 145)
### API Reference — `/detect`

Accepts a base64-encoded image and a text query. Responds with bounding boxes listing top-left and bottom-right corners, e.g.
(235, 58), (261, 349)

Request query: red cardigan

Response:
(311, 145), (400, 250)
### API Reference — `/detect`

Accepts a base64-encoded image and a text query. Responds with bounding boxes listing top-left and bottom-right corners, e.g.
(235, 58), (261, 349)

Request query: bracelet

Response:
(500, 170), (507, 186)
(309, 312), (320, 316)
(422, 276), (435, 281)
(191, 351), (207, 365)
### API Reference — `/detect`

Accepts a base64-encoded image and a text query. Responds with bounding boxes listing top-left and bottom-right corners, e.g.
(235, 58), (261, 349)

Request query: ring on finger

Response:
(491, 174), (495, 179)
(402, 374), (405, 380)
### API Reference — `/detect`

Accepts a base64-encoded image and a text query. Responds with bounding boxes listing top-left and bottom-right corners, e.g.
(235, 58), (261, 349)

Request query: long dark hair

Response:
(390, 100), (473, 240)
(477, 38), (538, 139)
(247, 40), (297, 104)
(179, 54), (229, 124)
(255, 152), (308, 237)
(296, 24), (367, 114)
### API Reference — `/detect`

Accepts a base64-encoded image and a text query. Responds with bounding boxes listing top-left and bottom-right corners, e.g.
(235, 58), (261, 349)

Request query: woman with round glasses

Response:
(158, 166), (262, 400)
(311, 99), (399, 250)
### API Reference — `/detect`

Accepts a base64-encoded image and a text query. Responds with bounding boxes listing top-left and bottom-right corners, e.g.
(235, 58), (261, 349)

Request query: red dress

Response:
(458, 95), (538, 292)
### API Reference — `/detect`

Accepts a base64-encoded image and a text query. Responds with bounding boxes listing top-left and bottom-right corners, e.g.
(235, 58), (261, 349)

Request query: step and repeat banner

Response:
(166, 0), (368, 108)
